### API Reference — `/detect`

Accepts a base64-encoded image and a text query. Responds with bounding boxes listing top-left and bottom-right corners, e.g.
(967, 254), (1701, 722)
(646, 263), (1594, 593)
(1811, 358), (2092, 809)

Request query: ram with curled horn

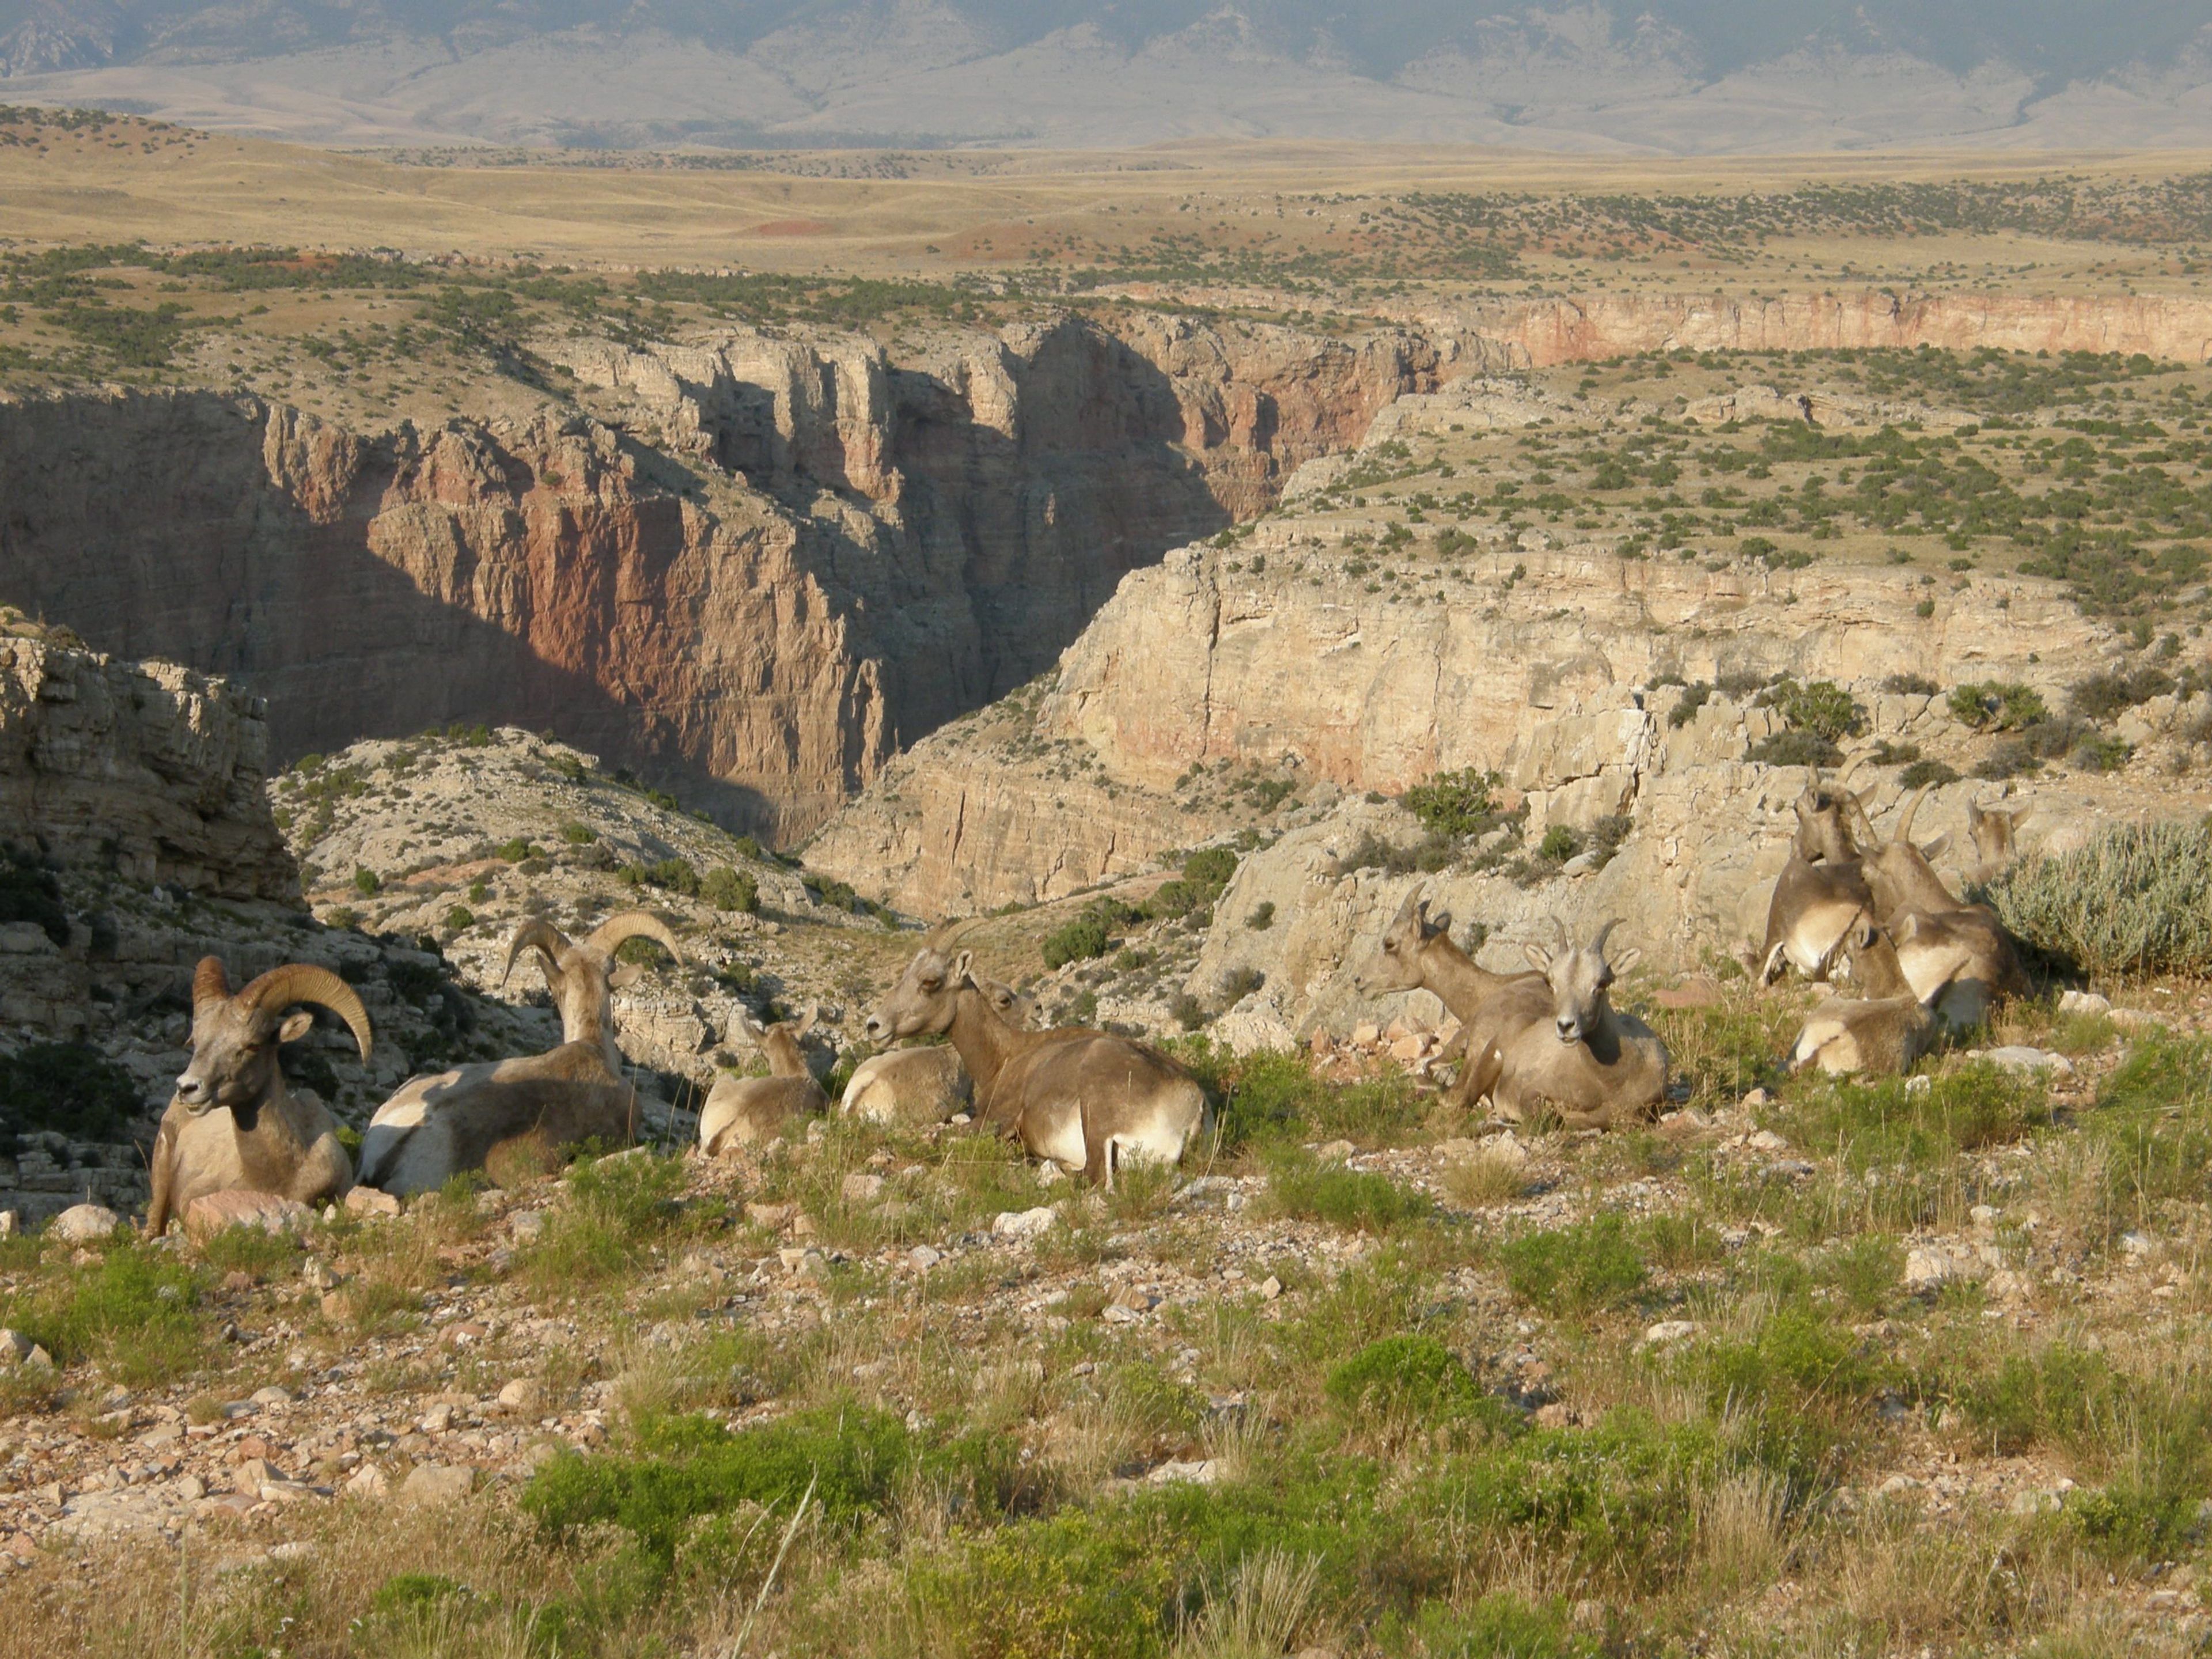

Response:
(145, 958), (370, 1236)
(359, 910), (681, 1196)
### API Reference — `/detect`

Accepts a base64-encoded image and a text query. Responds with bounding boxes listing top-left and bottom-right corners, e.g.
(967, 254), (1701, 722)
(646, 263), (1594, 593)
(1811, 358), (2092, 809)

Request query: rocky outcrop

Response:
(0, 619), (294, 901)
(0, 313), (1450, 844)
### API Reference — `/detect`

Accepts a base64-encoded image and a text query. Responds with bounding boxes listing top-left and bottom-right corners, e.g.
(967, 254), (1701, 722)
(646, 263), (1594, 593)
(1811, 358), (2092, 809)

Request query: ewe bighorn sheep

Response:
(1964, 797), (2033, 885)
(1469, 921), (1669, 1130)
(700, 1007), (827, 1155)
(145, 959), (370, 1236)
(1352, 886), (1551, 1108)
(840, 980), (1035, 1127)
(1758, 770), (1876, 984)
(1788, 912), (1967, 1077)
(359, 911), (681, 1195)
(866, 947), (1207, 1185)
(1849, 786), (2025, 1027)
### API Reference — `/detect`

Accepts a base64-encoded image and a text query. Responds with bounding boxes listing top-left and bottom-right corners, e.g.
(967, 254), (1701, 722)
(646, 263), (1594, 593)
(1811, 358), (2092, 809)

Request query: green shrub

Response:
(1666, 682), (1713, 728)
(1265, 1149), (1430, 1234)
(700, 866), (758, 913)
(1326, 1335), (1480, 1418)
(1498, 1217), (1647, 1316)
(1145, 846), (1241, 921)
(1772, 679), (1865, 743)
(352, 866), (381, 896)
(1042, 909), (1115, 970)
(494, 837), (536, 863)
(1245, 900), (1275, 931)
(1537, 825), (1577, 863)
(1393, 1594), (1599, 1659)
(1402, 768), (1505, 838)
(1981, 819), (2212, 976)
(1881, 672), (1940, 696)
(623, 857), (699, 896)
(1949, 681), (2049, 731)
(1897, 757), (1961, 790)
(1747, 729), (1843, 768)
(0, 1041), (141, 1140)
(558, 820), (597, 844)
(1177, 1044), (1426, 1152)
(2068, 666), (2174, 721)
(444, 905), (475, 933)
(2070, 732), (2133, 773)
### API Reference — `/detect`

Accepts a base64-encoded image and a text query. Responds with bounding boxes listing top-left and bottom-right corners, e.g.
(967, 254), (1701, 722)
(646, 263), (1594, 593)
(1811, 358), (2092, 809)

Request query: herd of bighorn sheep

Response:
(143, 773), (2031, 1232)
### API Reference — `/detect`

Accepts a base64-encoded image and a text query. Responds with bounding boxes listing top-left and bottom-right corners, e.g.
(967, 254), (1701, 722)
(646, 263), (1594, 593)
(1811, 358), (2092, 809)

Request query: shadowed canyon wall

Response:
(0, 313), (1452, 839)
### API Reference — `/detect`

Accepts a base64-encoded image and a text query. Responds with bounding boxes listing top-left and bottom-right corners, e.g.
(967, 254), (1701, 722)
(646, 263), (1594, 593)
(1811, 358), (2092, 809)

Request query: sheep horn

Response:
(501, 918), (570, 989)
(1837, 751), (1873, 789)
(1393, 884), (1427, 926)
(1895, 784), (1931, 846)
(1591, 918), (1621, 955)
(580, 909), (681, 968)
(239, 964), (372, 1061)
(192, 956), (229, 1016)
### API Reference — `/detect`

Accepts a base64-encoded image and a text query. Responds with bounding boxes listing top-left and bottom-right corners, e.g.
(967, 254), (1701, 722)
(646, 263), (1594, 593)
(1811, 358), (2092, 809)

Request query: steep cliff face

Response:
(1446, 290), (2212, 367)
(0, 618), (294, 902)
(0, 313), (1448, 840)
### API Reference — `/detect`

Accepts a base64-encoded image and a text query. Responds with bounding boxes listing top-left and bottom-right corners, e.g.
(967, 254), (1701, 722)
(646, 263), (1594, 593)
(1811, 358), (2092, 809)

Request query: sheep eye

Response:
(920, 977), (942, 993)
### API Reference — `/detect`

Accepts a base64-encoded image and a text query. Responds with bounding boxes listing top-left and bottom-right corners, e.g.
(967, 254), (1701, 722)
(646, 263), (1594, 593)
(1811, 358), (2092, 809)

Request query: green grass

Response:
(1262, 1150), (1431, 1234)
(516, 1152), (689, 1292)
(1498, 1216), (1647, 1317)
(0, 1244), (210, 1386)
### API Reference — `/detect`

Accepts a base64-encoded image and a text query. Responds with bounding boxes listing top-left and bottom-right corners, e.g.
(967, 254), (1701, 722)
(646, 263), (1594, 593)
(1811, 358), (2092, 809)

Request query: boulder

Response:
(398, 1464), (475, 1507)
(47, 1204), (119, 1243)
(182, 1191), (313, 1241)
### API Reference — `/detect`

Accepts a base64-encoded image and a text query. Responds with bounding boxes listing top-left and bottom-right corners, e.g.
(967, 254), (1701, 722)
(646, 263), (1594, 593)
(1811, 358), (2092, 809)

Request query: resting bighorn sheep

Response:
(1352, 886), (1551, 1108)
(839, 980), (1035, 1127)
(145, 959), (370, 1237)
(866, 948), (1207, 1185)
(1964, 797), (2033, 885)
(699, 1007), (827, 1154)
(1469, 921), (1669, 1130)
(1758, 770), (1876, 984)
(1849, 786), (2025, 1027)
(1787, 912), (1966, 1077)
(358, 911), (681, 1195)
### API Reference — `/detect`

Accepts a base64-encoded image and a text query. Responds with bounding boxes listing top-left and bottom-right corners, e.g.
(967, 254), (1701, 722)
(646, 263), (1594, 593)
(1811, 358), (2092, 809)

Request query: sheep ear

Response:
(1895, 912), (1923, 942)
(1610, 946), (1642, 976)
(796, 1003), (819, 1037)
(1427, 908), (1452, 939)
(949, 949), (974, 986)
(1919, 832), (1951, 861)
(1524, 942), (1554, 973)
(608, 962), (644, 990)
(2008, 804), (2034, 827)
(276, 1010), (315, 1044)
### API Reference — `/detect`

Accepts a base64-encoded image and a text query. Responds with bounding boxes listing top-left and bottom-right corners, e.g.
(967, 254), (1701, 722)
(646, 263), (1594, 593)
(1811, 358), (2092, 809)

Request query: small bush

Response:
(1537, 825), (1577, 863)
(1772, 679), (1865, 743)
(2069, 666), (2174, 722)
(1265, 1149), (1430, 1234)
(2070, 733), (2133, 774)
(558, 820), (597, 844)
(1666, 681), (1714, 728)
(1043, 909), (1115, 971)
(1949, 681), (2049, 732)
(1145, 846), (1241, 921)
(1982, 819), (2212, 976)
(1974, 739), (2040, 782)
(1325, 1334), (1480, 1418)
(494, 837), (536, 863)
(1898, 757), (1962, 790)
(700, 866), (758, 913)
(1219, 965), (1266, 1004)
(1398, 1594), (1599, 1659)
(1169, 993), (1209, 1031)
(443, 904), (475, 933)
(1499, 1217), (1647, 1315)
(623, 857), (699, 896)
(1402, 768), (1505, 838)
(1245, 900), (1276, 931)
(1747, 729), (1841, 768)
(1881, 672), (1940, 696)
(351, 866), (381, 896)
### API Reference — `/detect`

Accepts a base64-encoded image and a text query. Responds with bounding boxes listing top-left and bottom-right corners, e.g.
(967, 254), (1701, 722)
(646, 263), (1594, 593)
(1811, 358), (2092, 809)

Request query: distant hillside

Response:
(3, 1), (2212, 151)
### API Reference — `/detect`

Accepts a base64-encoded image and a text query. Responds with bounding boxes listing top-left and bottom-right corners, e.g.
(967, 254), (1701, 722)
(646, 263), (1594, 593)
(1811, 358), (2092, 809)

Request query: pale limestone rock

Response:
(47, 1204), (119, 1243)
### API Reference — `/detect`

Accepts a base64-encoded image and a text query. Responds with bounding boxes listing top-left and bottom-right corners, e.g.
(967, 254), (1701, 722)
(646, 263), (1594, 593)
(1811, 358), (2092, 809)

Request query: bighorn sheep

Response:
(145, 959), (370, 1237)
(358, 911), (681, 1195)
(1787, 912), (1967, 1077)
(865, 948), (1207, 1185)
(1965, 797), (2033, 885)
(839, 980), (1035, 1127)
(1758, 770), (1876, 984)
(1850, 786), (2025, 1027)
(1352, 885), (1551, 1108)
(1471, 921), (1669, 1130)
(700, 1007), (827, 1155)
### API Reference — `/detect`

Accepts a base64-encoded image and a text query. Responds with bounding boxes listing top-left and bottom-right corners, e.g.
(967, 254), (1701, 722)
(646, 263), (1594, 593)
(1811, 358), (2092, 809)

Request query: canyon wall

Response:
(0, 313), (1450, 840)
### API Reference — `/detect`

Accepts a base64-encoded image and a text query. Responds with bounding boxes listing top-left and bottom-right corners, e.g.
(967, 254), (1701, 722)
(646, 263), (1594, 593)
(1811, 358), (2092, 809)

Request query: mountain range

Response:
(3, 2), (2211, 151)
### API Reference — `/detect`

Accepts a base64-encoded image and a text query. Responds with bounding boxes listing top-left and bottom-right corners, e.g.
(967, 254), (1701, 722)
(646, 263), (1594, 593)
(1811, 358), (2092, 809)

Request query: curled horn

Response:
(581, 910), (682, 968)
(1894, 783), (1932, 846)
(1837, 751), (1873, 790)
(192, 956), (229, 1016)
(238, 964), (372, 1060)
(1591, 917), (1621, 956)
(502, 918), (570, 989)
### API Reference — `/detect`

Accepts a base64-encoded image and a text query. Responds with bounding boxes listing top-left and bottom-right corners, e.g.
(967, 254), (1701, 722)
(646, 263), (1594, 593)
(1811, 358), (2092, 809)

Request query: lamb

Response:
(1964, 796), (2033, 885)
(1471, 921), (1669, 1130)
(1351, 885), (1551, 1108)
(839, 980), (1035, 1127)
(145, 959), (371, 1237)
(865, 947), (1207, 1185)
(358, 910), (681, 1195)
(1787, 912), (1967, 1077)
(699, 1006), (828, 1155)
